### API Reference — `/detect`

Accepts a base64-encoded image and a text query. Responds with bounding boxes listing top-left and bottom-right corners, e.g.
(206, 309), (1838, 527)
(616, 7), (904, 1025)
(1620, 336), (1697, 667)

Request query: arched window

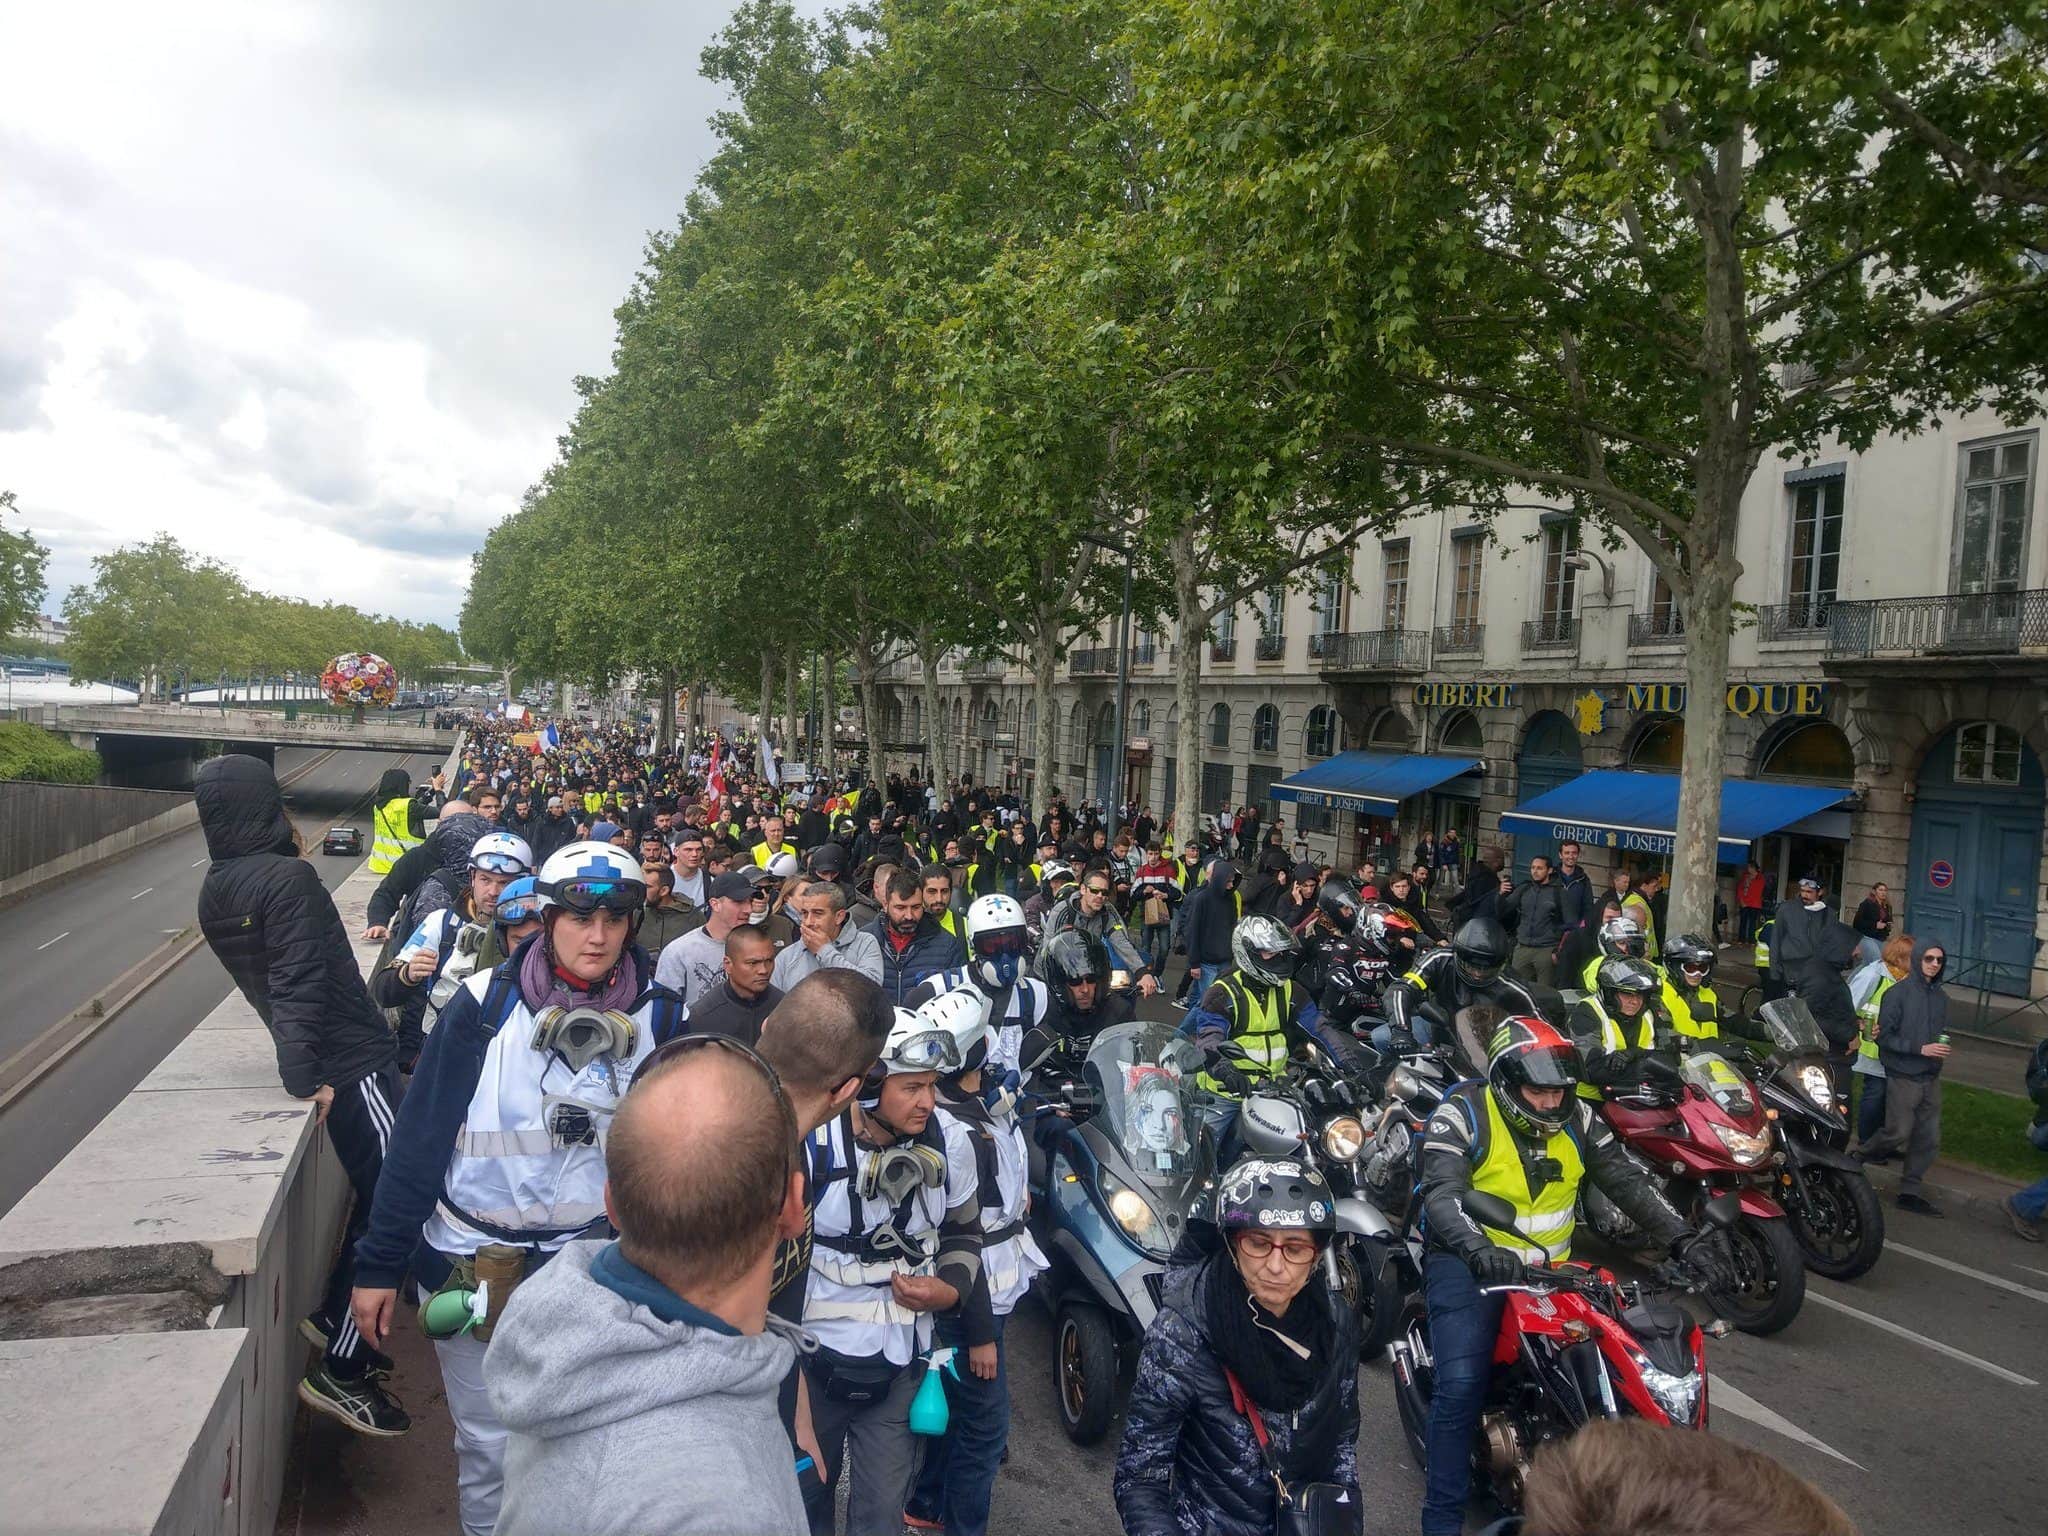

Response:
(1305, 705), (1338, 758)
(910, 696), (924, 739)
(1366, 708), (1413, 750)
(1438, 709), (1484, 754)
(952, 698), (965, 740)
(1952, 720), (2025, 786)
(1069, 699), (1088, 756)
(1628, 716), (1685, 769)
(1003, 698), (1017, 736)
(1209, 702), (1232, 748)
(1164, 703), (1179, 741)
(1132, 699), (1151, 735)
(1252, 703), (1279, 753)
(1094, 701), (1116, 744)
(1023, 699), (1037, 745)
(1758, 720), (1854, 782)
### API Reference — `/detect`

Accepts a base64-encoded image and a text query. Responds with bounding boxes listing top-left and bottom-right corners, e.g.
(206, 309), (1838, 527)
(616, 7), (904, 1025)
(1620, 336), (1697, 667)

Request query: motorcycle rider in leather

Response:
(1340, 901), (1423, 1043)
(1291, 876), (1362, 1001)
(1414, 1017), (1723, 1536)
(1382, 916), (1541, 1067)
(1658, 932), (1722, 1042)
(1181, 915), (1373, 1101)
(1569, 957), (1681, 1099)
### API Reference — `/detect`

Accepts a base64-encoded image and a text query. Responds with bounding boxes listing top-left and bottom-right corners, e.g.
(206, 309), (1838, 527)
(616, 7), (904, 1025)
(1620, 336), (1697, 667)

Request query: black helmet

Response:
(1597, 916), (1647, 961)
(1665, 932), (1715, 977)
(1597, 956), (1661, 1007)
(1315, 876), (1363, 932)
(1452, 917), (1511, 987)
(1214, 1154), (1336, 1240)
(1040, 929), (1110, 1010)
(1486, 1016), (1583, 1136)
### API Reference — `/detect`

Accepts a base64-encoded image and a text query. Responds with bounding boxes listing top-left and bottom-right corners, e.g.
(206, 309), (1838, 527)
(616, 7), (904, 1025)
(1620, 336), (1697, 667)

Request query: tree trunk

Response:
(1031, 621), (1059, 817)
(1671, 546), (1737, 943)
(1169, 522), (1205, 856)
(783, 647), (801, 766)
(854, 633), (886, 794)
(916, 623), (952, 793)
(657, 667), (676, 754)
(821, 653), (839, 778)
(758, 652), (775, 746)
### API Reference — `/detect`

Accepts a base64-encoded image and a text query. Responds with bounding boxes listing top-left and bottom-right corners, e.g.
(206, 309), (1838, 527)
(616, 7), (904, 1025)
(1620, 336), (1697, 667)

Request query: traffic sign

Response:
(1928, 859), (1955, 890)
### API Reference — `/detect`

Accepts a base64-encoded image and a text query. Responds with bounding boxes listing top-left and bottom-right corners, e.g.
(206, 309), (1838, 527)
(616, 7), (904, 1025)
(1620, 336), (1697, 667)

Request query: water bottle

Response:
(420, 1280), (490, 1339)
(909, 1347), (958, 1436)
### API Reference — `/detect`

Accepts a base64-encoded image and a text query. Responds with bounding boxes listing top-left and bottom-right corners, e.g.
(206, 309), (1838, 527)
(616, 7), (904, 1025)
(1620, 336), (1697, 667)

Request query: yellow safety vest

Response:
(1753, 917), (1774, 971)
(1196, 974), (1292, 1095)
(1661, 976), (1720, 1041)
(752, 841), (794, 869)
(1576, 997), (1656, 1100)
(1857, 972), (1897, 1061)
(936, 908), (961, 941)
(1471, 1088), (1584, 1264)
(1621, 893), (1659, 960)
(583, 791), (603, 815)
(368, 797), (421, 874)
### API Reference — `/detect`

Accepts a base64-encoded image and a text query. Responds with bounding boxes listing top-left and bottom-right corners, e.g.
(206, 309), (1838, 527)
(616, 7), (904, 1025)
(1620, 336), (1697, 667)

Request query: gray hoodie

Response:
(486, 1240), (807, 1536)
(1876, 939), (1948, 1079)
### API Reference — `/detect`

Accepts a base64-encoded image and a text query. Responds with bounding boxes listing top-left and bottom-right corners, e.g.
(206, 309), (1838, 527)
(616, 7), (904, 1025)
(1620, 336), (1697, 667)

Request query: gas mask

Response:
(860, 1141), (947, 1205)
(530, 1005), (637, 1074)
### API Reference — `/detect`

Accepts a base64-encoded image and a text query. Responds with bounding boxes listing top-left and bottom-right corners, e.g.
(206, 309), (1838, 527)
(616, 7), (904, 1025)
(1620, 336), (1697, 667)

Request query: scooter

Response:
(1726, 998), (1886, 1280)
(1582, 1053), (1808, 1335)
(1024, 1019), (1216, 1444)
(1390, 1188), (1734, 1517)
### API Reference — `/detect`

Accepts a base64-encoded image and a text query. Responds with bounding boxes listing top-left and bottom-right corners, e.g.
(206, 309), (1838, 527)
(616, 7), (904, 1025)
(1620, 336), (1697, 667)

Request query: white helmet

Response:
(914, 985), (994, 1076)
(860, 1006), (966, 1103)
(765, 850), (800, 881)
(1231, 913), (1302, 988)
(965, 893), (1029, 989)
(470, 829), (533, 875)
(535, 841), (646, 914)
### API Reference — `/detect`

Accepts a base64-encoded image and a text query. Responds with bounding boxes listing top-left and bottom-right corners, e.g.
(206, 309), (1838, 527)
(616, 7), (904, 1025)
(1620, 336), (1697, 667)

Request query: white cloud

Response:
(0, 0), (789, 624)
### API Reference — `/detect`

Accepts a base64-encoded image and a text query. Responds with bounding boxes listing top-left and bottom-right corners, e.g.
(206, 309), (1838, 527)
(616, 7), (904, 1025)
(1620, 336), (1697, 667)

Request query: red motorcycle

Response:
(1580, 1052), (1807, 1335)
(1391, 1187), (1732, 1516)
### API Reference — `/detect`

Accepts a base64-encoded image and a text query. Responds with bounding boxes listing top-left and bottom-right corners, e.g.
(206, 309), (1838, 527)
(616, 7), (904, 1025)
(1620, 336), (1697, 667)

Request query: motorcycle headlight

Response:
(1712, 1122), (1772, 1166)
(1102, 1173), (1164, 1253)
(1638, 1359), (1703, 1424)
(1796, 1064), (1833, 1111)
(1322, 1115), (1366, 1162)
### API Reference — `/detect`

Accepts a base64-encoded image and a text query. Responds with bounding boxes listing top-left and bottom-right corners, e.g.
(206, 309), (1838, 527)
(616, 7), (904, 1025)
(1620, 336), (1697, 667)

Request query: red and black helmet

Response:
(1486, 1016), (1582, 1137)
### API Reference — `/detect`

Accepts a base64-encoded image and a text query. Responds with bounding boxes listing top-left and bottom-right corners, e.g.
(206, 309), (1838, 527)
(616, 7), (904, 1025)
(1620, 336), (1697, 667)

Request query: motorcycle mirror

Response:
(1019, 1027), (1056, 1072)
(1702, 1191), (1741, 1230)
(1458, 1187), (1524, 1236)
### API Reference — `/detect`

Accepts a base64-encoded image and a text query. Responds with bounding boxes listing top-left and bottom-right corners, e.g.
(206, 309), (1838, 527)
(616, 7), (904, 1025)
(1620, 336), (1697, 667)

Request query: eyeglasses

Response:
(1236, 1232), (1320, 1266)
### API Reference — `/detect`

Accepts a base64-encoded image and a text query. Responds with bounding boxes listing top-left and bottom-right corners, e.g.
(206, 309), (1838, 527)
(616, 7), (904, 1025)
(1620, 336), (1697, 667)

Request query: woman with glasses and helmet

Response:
(348, 840), (683, 1536)
(1659, 933), (1722, 1042)
(1114, 1155), (1363, 1536)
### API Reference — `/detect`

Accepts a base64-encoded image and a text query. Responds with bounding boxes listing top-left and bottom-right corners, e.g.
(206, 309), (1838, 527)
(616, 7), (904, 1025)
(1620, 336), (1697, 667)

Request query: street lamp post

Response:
(1079, 531), (1135, 845)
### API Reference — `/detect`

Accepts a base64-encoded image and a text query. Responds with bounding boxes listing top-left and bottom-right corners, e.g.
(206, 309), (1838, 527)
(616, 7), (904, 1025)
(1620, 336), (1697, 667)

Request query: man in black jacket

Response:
(1500, 853), (1569, 986)
(194, 754), (410, 1437)
(674, 926), (785, 1047)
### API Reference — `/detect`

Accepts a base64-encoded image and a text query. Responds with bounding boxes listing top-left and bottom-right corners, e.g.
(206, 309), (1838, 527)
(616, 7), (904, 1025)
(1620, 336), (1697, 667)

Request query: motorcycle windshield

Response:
(1681, 1052), (1756, 1118)
(1754, 997), (1828, 1057)
(1084, 1020), (1210, 1179)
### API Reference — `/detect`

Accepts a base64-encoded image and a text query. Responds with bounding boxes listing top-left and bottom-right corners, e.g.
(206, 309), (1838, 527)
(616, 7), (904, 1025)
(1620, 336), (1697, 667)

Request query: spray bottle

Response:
(909, 1346), (959, 1436)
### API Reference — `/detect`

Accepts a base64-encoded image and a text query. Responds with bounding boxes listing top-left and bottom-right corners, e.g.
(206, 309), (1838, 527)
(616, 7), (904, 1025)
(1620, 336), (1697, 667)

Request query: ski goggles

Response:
(541, 877), (645, 915)
(470, 850), (531, 876)
(496, 891), (544, 925)
(972, 930), (1028, 959)
(883, 1029), (963, 1075)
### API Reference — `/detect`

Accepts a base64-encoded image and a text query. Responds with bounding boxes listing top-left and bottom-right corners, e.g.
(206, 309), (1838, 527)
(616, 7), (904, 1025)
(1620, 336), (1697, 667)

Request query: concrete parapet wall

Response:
(0, 862), (387, 1536)
(0, 780), (195, 890)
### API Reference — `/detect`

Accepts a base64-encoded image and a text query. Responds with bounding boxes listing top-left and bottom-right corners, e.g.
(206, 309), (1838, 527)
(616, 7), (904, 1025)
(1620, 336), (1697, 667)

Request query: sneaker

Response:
(298, 1365), (411, 1437)
(1895, 1193), (1945, 1218)
(2006, 1195), (2043, 1243)
(297, 1315), (395, 1380)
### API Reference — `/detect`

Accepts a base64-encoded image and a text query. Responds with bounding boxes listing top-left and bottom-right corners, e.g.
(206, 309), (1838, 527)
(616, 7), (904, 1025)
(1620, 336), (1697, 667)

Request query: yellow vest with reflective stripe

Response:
(1857, 973), (1897, 1060)
(1661, 977), (1719, 1040)
(1753, 917), (1773, 970)
(368, 797), (420, 874)
(1621, 893), (1658, 959)
(1576, 997), (1656, 1099)
(1471, 1088), (1584, 1264)
(1196, 974), (1292, 1094)
(752, 841), (793, 868)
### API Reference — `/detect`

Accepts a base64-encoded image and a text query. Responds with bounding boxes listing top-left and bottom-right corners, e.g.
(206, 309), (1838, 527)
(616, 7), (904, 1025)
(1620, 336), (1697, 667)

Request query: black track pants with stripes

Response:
(317, 1069), (401, 1377)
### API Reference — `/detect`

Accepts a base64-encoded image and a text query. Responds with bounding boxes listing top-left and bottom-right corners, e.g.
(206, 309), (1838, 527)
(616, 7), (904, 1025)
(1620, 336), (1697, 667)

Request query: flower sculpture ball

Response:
(320, 652), (398, 711)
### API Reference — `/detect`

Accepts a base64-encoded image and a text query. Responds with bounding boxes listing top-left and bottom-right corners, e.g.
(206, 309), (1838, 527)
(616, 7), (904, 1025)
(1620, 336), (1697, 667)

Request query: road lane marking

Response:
(1707, 1375), (1863, 1468)
(2017, 1265), (2048, 1281)
(129, 887), (154, 900)
(36, 932), (70, 951)
(1808, 1291), (2037, 1386)
(1887, 1240), (2048, 1305)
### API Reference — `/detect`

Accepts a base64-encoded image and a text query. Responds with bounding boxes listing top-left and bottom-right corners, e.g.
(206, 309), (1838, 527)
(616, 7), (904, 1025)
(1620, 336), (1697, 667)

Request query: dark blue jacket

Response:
(1113, 1247), (1360, 1536)
(864, 914), (966, 1004)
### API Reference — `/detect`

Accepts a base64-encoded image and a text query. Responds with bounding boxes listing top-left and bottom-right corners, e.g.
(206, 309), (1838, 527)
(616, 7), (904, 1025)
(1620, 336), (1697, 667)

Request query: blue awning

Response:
(1497, 770), (1852, 863)
(1269, 751), (1483, 814)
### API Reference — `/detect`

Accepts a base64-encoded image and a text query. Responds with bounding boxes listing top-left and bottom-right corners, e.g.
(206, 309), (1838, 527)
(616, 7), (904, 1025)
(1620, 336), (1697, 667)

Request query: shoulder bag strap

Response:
(1222, 1366), (1288, 1499)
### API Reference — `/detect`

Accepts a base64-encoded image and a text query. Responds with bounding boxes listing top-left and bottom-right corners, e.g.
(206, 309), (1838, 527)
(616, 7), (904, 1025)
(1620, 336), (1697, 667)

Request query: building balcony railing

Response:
(1311, 628), (1430, 672)
(1755, 597), (1833, 643)
(1825, 588), (2048, 662)
(1254, 633), (1286, 662)
(1521, 615), (1578, 653)
(1210, 637), (1237, 663)
(962, 656), (1007, 679)
(1068, 646), (1122, 676)
(1627, 609), (1686, 647)
(1433, 623), (1483, 657)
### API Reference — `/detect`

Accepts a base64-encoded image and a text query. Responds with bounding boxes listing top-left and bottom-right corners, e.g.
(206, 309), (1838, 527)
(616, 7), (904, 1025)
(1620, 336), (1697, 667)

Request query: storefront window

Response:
(1438, 709), (1484, 754)
(1955, 720), (2024, 786)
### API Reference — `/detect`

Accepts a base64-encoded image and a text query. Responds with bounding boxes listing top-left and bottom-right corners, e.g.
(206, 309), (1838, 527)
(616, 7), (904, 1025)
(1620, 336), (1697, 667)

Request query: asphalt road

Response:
(0, 745), (436, 1215)
(281, 977), (2046, 1536)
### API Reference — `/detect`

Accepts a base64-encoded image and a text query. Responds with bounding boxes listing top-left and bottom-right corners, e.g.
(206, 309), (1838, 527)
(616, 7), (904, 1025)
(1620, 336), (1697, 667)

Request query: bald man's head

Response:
(607, 1046), (796, 1292)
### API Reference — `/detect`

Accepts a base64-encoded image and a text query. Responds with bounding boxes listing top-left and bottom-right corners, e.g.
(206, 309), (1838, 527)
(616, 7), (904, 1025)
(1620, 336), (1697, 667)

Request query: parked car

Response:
(322, 825), (363, 856)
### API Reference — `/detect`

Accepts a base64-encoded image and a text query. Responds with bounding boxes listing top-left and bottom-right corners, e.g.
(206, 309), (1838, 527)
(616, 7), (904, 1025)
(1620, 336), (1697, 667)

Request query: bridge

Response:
(27, 705), (458, 787)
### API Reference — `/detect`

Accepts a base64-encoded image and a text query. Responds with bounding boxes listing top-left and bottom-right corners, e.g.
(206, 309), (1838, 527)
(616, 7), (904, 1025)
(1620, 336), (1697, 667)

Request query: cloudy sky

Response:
(2, 1), (785, 626)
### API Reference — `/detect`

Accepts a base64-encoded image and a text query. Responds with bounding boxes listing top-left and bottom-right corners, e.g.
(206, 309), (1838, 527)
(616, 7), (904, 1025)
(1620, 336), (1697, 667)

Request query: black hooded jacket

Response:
(1877, 939), (1949, 1078)
(195, 754), (395, 1097)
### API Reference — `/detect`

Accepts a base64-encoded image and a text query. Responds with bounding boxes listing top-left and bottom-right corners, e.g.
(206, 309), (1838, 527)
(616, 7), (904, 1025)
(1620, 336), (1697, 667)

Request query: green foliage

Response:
(0, 721), (101, 784)
(0, 490), (50, 643)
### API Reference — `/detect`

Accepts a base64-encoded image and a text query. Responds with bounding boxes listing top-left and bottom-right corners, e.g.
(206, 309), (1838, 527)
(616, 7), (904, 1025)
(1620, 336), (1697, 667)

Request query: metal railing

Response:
(1210, 637), (1237, 663)
(962, 656), (1008, 679)
(1254, 633), (1287, 661)
(1311, 628), (1430, 671)
(1825, 588), (2048, 660)
(1433, 622), (1483, 656)
(1628, 609), (1686, 646)
(1521, 615), (1578, 653)
(1756, 597), (1833, 642)
(1068, 647), (1122, 676)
